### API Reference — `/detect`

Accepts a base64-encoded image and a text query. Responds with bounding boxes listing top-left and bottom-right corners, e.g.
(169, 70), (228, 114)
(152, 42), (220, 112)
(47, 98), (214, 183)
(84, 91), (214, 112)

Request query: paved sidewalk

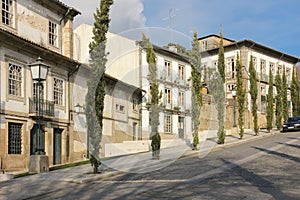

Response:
(9, 129), (280, 184)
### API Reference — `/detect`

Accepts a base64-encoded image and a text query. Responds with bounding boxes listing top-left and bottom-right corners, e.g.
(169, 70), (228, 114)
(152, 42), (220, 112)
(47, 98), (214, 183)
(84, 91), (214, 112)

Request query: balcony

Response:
(29, 98), (54, 118)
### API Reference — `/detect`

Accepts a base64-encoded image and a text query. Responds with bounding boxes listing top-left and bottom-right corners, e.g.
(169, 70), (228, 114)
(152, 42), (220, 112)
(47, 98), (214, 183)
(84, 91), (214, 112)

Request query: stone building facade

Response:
(0, 0), (82, 172)
(199, 35), (299, 130)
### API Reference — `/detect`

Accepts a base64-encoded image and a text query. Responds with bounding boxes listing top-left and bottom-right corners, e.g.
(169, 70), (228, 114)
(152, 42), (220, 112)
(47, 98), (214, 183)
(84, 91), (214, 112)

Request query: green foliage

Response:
(249, 56), (259, 135)
(142, 34), (161, 157)
(291, 68), (300, 116)
(266, 69), (274, 132)
(208, 29), (226, 144)
(275, 70), (283, 130)
(208, 71), (225, 144)
(282, 67), (288, 121)
(86, 0), (113, 173)
(163, 43), (189, 56)
(190, 32), (202, 149)
(236, 54), (245, 139)
(217, 31), (225, 83)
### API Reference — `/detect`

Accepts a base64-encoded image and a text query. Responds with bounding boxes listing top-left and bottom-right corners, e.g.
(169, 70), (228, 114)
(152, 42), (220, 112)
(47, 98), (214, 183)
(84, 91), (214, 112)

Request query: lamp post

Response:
(28, 57), (50, 155)
(232, 88), (237, 127)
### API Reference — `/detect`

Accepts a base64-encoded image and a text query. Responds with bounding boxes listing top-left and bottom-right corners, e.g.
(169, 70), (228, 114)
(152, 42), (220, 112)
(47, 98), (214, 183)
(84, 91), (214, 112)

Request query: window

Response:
(269, 63), (275, 74)
(226, 57), (235, 78)
(8, 62), (22, 97)
(2, 0), (13, 26)
(178, 64), (185, 80)
(277, 65), (283, 75)
(164, 88), (171, 104)
(202, 40), (207, 51)
(178, 91), (185, 106)
(49, 21), (58, 47)
(33, 82), (44, 99)
(164, 114), (172, 133)
(132, 98), (138, 112)
(8, 122), (22, 154)
(165, 61), (171, 77)
(54, 78), (64, 105)
(116, 104), (125, 113)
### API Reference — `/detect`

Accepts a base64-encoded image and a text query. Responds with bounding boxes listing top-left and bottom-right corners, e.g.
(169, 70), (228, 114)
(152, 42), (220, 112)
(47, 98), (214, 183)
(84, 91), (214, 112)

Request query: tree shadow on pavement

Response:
(220, 159), (292, 200)
(276, 142), (300, 149)
(253, 146), (300, 163)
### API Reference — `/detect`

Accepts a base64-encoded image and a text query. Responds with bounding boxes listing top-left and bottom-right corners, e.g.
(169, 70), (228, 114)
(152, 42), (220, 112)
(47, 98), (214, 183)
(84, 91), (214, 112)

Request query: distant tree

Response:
(164, 43), (189, 56)
(190, 32), (202, 149)
(275, 70), (283, 130)
(282, 67), (288, 121)
(266, 69), (274, 132)
(86, 0), (114, 173)
(236, 54), (245, 139)
(142, 34), (161, 159)
(249, 56), (259, 135)
(291, 67), (300, 116)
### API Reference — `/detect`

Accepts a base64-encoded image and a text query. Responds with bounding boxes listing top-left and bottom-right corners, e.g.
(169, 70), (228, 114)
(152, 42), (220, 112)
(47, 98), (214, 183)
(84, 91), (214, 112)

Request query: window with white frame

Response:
(2, 0), (13, 26)
(8, 122), (22, 154)
(53, 77), (64, 105)
(178, 91), (185, 106)
(164, 114), (172, 133)
(33, 82), (45, 99)
(226, 57), (235, 78)
(165, 61), (171, 77)
(164, 88), (171, 105)
(132, 98), (138, 112)
(269, 62), (275, 74)
(277, 65), (283, 75)
(252, 57), (257, 69)
(178, 64), (185, 80)
(49, 21), (58, 47)
(8, 62), (22, 97)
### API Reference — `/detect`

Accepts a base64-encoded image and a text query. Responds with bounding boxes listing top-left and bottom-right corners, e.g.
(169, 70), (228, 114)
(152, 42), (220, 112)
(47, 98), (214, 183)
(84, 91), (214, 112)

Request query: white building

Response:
(73, 24), (193, 156)
(199, 35), (299, 128)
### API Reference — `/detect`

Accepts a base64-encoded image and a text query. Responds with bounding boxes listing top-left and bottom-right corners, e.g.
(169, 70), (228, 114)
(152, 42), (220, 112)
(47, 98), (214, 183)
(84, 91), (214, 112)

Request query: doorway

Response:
(53, 128), (63, 165)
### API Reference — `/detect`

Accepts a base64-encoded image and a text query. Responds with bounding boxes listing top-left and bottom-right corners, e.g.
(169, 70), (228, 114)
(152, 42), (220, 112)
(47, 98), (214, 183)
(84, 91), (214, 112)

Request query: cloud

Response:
(109, 0), (146, 34)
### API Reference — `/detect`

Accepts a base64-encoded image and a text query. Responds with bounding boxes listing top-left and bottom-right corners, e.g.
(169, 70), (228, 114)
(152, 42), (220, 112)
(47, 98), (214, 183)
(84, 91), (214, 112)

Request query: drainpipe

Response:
(66, 64), (81, 162)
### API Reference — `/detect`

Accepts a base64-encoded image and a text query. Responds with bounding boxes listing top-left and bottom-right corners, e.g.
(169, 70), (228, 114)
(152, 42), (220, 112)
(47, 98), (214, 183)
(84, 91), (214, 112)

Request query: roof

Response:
(198, 34), (236, 43)
(138, 41), (190, 63)
(33, 0), (81, 17)
(201, 39), (300, 64)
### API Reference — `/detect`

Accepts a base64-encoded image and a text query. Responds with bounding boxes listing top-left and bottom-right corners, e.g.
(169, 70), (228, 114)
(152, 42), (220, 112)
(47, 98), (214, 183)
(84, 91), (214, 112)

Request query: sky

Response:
(61, 0), (300, 58)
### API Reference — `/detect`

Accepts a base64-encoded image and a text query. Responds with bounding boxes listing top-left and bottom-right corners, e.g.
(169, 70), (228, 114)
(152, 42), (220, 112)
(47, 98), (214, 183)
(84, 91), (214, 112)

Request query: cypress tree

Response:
(142, 34), (161, 159)
(86, 0), (113, 173)
(266, 69), (274, 132)
(275, 70), (283, 130)
(249, 56), (259, 135)
(190, 32), (202, 149)
(212, 29), (226, 144)
(236, 54), (245, 139)
(291, 67), (300, 116)
(217, 31), (225, 83)
(282, 67), (288, 121)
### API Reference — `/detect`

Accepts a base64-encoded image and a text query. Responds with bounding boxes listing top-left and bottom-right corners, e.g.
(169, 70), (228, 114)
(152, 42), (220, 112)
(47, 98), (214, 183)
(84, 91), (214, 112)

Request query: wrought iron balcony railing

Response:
(29, 98), (54, 117)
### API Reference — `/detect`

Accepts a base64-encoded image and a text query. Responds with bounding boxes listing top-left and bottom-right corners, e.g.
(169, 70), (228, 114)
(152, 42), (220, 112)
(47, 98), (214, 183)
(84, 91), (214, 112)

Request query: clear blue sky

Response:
(61, 0), (300, 58)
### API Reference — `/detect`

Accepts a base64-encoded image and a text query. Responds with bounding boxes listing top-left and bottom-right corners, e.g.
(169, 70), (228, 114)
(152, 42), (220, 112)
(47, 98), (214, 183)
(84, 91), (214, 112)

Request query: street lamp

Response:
(232, 88), (237, 127)
(28, 57), (50, 155)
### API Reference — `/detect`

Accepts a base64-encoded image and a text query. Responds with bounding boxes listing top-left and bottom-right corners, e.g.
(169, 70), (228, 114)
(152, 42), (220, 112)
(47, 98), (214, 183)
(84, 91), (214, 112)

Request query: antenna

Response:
(169, 8), (173, 44)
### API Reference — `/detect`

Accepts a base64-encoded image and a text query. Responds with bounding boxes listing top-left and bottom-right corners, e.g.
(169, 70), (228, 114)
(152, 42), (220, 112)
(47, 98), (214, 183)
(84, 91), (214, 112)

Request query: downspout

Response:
(66, 64), (81, 162)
